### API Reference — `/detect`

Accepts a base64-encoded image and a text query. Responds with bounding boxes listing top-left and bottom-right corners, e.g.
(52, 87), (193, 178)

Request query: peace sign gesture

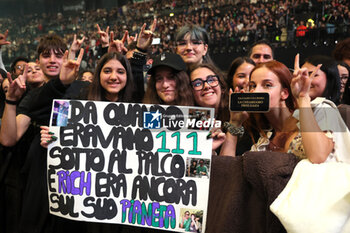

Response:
(136, 18), (157, 51)
(6, 65), (28, 101)
(291, 54), (322, 100)
(96, 24), (110, 48)
(59, 48), (84, 85)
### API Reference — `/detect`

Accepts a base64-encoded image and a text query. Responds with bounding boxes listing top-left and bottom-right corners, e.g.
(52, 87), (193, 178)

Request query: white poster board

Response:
(47, 100), (218, 232)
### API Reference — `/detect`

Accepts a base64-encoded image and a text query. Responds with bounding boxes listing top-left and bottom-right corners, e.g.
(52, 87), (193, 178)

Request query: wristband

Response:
(222, 122), (244, 137)
(5, 99), (19, 105)
(136, 46), (147, 53)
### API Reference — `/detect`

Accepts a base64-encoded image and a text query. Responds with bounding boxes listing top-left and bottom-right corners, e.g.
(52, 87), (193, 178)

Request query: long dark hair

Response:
(143, 70), (194, 106)
(304, 55), (341, 105)
(88, 52), (135, 102)
(190, 63), (230, 122)
(227, 57), (256, 90)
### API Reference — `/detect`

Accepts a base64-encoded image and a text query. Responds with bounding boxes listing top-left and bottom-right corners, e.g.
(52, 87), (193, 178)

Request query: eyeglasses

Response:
(191, 75), (219, 91)
(16, 65), (25, 70)
(176, 39), (204, 48)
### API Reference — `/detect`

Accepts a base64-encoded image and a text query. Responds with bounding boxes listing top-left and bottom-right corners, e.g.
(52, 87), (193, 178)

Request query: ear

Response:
(280, 88), (289, 101)
(202, 44), (208, 56)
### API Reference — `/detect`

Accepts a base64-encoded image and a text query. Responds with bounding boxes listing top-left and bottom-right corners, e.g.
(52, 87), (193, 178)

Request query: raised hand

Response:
(0, 29), (11, 47)
(96, 24), (110, 48)
(6, 65), (28, 101)
(136, 18), (157, 51)
(291, 54), (321, 100)
(69, 34), (85, 60)
(127, 33), (138, 45)
(59, 48), (84, 85)
(108, 31), (128, 54)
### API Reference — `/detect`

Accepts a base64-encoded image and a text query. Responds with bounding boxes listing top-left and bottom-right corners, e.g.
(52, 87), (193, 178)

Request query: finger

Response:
(96, 24), (101, 32)
(40, 125), (50, 130)
(106, 26), (110, 35)
(7, 72), (13, 83)
(151, 18), (157, 32)
(78, 36), (86, 44)
(76, 48), (84, 65)
(310, 64), (322, 80)
(294, 53), (300, 73)
(21, 64), (28, 81)
(4, 29), (9, 39)
(134, 33), (138, 41)
(63, 50), (69, 63)
(73, 34), (77, 42)
(140, 23), (146, 36)
(234, 87), (240, 93)
(110, 31), (114, 43)
(121, 31), (128, 44)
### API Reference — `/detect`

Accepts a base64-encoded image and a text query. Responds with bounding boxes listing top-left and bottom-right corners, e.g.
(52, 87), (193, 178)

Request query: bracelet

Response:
(222, 122), (244, 137)
(5, 99), (19, 105)
(135, 46), (148, 53)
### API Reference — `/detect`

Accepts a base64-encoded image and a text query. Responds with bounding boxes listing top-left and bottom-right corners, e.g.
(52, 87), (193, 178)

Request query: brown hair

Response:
(143, 69), (194, 106)
(190, 63), (230, 122)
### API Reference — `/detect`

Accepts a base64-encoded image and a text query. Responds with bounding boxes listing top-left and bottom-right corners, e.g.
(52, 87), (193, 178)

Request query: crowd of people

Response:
(0, 0), (350, 69)
(0, 0), (350, 232)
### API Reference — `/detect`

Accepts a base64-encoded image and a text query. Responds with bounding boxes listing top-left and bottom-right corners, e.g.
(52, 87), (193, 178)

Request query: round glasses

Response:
(191, 75), (219, 91)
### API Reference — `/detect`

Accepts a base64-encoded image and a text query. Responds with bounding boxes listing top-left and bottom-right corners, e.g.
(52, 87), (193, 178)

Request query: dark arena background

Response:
(0, 0), (348, 70)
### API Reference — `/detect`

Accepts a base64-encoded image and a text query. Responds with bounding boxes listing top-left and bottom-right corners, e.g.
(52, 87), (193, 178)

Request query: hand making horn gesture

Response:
(69, 34), (86, 60)
(108, 30), (128, 54)
(96, 24), (110, 48)
(59, 48), (84, 85)
(136, 18), (157, 52)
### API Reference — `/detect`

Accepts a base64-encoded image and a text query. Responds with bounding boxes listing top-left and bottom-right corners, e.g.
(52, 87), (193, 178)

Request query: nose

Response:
(185, 41), (193, 50)
(49, 54), (57, 63)
(202, 81), (211, 90)
(110, 71), (118, 80)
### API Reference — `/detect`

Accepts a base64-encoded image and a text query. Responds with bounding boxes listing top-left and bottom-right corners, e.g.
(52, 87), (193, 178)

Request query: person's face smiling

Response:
(190, 67), (221, 110)
(301, 62), (327, 100)
(176, 33), (208, 66)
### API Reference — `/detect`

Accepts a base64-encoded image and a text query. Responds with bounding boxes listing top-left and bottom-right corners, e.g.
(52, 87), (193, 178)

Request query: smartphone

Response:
(229, 92), (269, 112)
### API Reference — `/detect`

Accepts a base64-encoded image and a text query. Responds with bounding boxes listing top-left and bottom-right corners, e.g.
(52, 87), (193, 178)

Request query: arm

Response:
(219, 88), (249, 156)
(0, 29), (10, 71)
(292, 54), (334, 163)
(0, 69), (31, 146)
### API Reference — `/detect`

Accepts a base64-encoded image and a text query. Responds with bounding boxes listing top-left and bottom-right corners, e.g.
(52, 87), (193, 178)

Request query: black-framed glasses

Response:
(176, 39), (204, 48)
(191, 75), (219, 91)
(16, 65), (25, 70)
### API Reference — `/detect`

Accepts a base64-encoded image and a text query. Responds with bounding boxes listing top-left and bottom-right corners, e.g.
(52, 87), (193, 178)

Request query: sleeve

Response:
(129, 51), (147, 102)
(0, 49), (6, 71)
(311, 100), (350, 163)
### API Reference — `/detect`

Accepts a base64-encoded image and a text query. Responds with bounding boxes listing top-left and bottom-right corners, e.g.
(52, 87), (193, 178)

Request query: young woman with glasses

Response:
(175, 24), (215, 71)
(189, 63), (229, 122)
